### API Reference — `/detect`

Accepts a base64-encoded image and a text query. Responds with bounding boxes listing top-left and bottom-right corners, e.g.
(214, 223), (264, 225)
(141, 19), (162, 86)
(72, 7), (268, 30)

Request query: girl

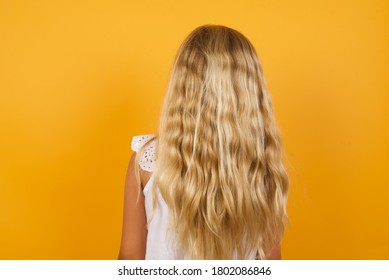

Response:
(118, 25), (288, 260)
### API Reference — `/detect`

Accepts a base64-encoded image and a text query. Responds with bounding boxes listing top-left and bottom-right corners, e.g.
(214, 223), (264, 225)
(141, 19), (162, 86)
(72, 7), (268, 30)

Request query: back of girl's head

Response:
(154, 25), (288, 259)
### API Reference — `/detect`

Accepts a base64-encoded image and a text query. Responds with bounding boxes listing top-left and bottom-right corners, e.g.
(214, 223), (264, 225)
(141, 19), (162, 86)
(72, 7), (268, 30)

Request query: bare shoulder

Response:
(128, 151), (153, 189)
(140, 169), (153, 189)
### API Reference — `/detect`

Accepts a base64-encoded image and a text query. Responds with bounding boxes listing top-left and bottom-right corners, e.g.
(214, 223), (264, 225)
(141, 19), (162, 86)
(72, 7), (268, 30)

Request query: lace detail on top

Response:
(131, 134), (156, 172)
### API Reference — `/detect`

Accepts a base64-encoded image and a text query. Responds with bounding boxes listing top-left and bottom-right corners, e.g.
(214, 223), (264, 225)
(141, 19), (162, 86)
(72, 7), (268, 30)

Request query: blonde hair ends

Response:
(153, 25), (288, 259)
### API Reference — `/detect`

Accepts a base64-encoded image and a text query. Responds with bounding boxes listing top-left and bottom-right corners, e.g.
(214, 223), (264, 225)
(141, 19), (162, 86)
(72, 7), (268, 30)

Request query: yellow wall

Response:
(0, 0), (388, 259)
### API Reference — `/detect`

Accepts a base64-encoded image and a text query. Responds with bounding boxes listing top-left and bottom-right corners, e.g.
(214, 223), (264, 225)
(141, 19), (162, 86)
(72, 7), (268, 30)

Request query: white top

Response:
(131, 134), (256, 260)
(131, 134), (185, 259)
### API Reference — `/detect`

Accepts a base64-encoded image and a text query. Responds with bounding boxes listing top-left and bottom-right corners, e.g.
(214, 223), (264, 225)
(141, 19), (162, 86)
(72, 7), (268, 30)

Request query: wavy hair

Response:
(152, 25), (288, 259)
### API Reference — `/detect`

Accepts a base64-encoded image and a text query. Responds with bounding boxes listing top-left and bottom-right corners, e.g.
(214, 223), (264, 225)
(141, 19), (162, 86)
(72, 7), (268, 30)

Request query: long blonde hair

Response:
(152, 25), (288, 259)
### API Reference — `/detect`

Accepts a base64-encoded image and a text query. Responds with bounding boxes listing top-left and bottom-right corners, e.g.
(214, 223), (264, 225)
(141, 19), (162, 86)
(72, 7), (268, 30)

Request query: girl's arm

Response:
(118, 152), (147, 259)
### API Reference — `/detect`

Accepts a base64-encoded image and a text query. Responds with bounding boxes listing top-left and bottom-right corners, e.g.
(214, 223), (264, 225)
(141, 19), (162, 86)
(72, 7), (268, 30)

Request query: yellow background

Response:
(1, 0), (388, 259)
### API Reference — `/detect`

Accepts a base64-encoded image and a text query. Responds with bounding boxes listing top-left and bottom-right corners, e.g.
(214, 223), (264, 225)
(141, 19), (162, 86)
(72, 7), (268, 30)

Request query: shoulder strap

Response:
(131, 134), (156, 172)
(131, 134), (155, 152)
